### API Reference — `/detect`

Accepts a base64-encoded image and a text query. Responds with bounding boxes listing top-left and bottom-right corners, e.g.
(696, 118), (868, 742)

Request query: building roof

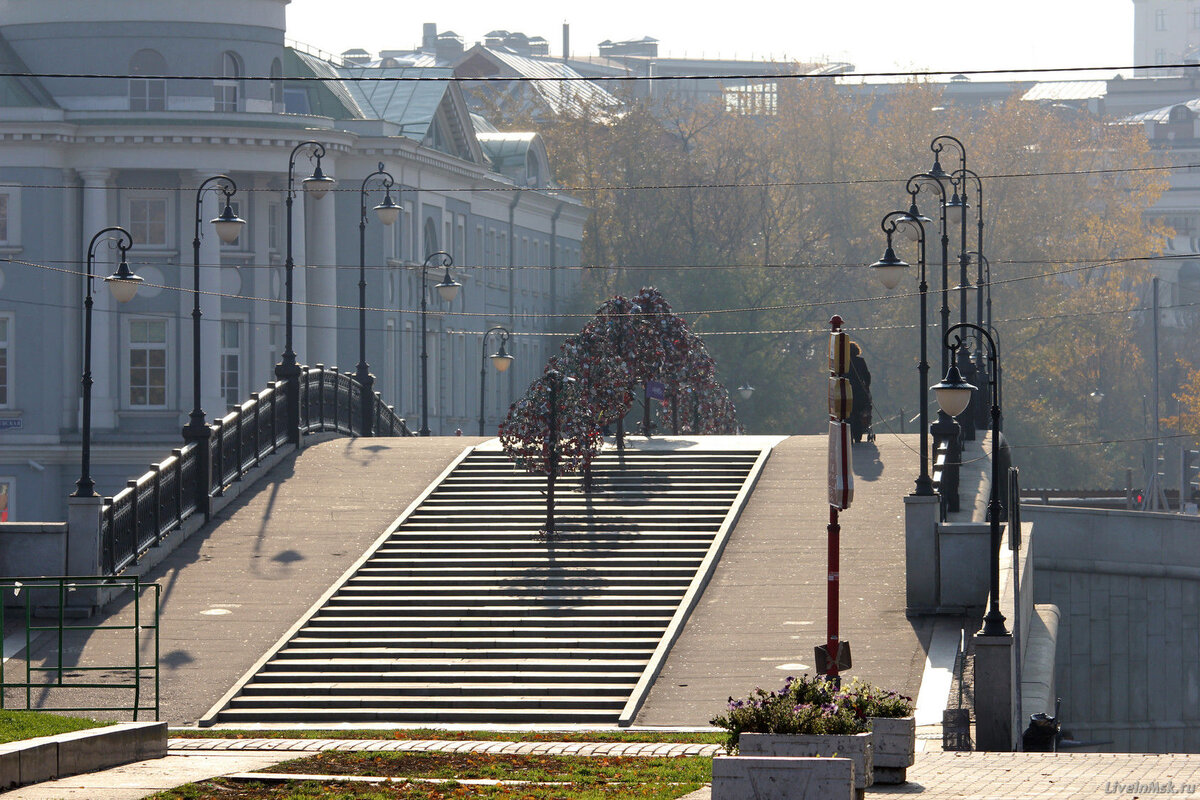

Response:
(456, 45), (620, 116)
(1121, 97), (1200, 123)
(0, 29), (56, 108)
(1021, 81), (1108, 103)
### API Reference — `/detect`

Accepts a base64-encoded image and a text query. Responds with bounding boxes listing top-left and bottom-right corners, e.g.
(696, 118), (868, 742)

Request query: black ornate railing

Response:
(99, 366), (411, 575)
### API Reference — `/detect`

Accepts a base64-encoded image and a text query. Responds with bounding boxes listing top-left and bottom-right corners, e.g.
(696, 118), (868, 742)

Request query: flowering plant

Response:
(710, 675), (913, 753)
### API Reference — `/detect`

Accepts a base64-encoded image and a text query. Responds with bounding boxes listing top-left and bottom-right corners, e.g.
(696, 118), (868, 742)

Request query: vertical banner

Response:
(828, 419), (853, 510)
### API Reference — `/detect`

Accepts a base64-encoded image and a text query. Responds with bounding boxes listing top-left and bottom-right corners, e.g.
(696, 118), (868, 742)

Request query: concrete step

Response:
(297, 626), (671, 637)
(215, 707), (622, 724)
(226, 694), (625, 711)
(270, 646), (657, 659)
(256, 657), (649, 672)
(284, 636), (665, 650)
(248, 670), (640, 684)
(237, 681), (635, 696)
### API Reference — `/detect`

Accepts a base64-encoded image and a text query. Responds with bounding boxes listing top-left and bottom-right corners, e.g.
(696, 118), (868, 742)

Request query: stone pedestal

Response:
(973, 632), (1015, 751)
(904, 493), (940, 612)
(713, 756), (854, 800)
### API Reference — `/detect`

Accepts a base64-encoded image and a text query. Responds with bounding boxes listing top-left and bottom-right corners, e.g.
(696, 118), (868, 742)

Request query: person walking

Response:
(845, 341), (873, 443)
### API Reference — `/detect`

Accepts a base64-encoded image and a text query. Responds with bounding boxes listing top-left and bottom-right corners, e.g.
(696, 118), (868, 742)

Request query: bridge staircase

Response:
(209, 443), (771, 725)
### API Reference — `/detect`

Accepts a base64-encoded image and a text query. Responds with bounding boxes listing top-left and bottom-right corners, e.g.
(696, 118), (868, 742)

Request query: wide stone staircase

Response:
(210, 444), (769, 725)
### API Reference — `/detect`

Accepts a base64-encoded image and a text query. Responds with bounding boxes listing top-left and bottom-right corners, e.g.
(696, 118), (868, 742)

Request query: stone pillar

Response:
(973, 632), (1015, 751)
(904, 493), (940, 613)
(66, 495), (103, 575)
(250, 178), (273, 383)
(79, 168), (117, 429)
(291, 189), (308, 366)
(305, 183), (337, 368)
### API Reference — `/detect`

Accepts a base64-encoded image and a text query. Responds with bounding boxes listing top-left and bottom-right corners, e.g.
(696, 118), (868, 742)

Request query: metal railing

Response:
(99, 366), (411, 576)
(0, 577), (160, 720)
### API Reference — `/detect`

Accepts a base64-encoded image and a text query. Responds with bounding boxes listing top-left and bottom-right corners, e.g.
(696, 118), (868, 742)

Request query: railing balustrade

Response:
(98, 367), (411, 576)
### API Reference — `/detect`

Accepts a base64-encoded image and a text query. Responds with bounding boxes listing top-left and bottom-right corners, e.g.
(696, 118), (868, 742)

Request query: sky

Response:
(285, 0), (1135, 78)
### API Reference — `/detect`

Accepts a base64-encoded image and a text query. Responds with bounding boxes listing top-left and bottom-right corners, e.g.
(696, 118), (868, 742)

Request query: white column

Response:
(79, 168), (116, 429)
(291, 189), (308, 366)
(304, 184), (337, 367)
(190, 173), (224, 421)
(250, 178), (272, 385)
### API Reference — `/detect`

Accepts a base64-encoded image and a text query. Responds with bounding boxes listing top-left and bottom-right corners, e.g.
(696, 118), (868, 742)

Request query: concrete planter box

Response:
(738, 732), (872, 793)
(869, 715), (915, 783)
(0, 721), (166, 790)
(713, 755), (854, 800)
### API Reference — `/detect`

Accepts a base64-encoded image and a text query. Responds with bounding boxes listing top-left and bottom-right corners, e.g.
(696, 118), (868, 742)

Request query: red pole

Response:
(827, 505), (840, 681)
(827, 314), (844, 684)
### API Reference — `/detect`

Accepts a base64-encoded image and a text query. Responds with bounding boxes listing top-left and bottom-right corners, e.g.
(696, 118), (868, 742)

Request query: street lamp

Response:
(933, 322), (1008, 637)
(737, 383), (755, 400)
(358, 162), (400, 436)
(186, 175), (244, 438)
(73, 227), (143, 498)
(276, 140), (335, 445)
(479, 325), (514, 436)
(419, 251), (460, 436)
(872, 210), (934, 496)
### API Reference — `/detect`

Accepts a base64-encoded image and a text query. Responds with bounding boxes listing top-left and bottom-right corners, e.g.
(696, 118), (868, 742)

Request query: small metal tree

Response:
(498, 368), (601, 536)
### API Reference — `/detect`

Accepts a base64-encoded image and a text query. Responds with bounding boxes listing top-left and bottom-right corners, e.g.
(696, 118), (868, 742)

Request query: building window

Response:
(220, 319), (242, 408)
(214, 51), (242, 112)
(0, 315), (10, 408)
(267, 202), (281, 252)
(270, 58), (284, 110)
(0, 186), (20, 247)
(128, 319), (167, 407)
(726, 81), (778, 116)
(0, 479), (11, 522)
(129, 49), (166, 111)
(127, 195), (169, 247)
(423, 218), (438, 258)
(1157, 47), (1169, 65)
(1157, 9), (1169, 31)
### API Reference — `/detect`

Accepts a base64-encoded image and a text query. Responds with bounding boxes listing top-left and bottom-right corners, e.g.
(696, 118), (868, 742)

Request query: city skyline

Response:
(287, 0), (1134, 77)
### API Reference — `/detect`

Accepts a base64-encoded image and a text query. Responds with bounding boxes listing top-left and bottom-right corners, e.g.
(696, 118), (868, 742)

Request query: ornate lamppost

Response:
(185, 176), (245, 516)
(276, 140), (335, 444)
(872, 209), (934, 496)
(73, 227), (143, 498)
(933, 322), (1008, 637)
(357, 162), (400, 436)
(419, 251), (460, 436)
(479, 325), (513, 436)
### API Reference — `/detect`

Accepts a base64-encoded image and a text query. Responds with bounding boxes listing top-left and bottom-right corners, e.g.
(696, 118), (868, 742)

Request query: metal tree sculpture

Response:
(498, 368), (601, 535)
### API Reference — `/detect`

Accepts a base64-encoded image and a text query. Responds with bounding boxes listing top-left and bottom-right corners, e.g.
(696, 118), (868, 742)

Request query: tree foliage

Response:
(487, 78), (1170, 486)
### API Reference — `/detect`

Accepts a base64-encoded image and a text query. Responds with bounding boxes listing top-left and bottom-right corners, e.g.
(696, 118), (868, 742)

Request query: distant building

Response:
(1133, 0), (1200, 74)
(0, 0), (586, 521)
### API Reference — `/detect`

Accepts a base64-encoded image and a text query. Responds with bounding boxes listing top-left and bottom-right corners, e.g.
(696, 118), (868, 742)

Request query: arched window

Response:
(269, 58), (283, 111)
(1170, 104), (1193, 124)
(214, 51), (243, 112)
(129, 49), (166, 111)
(423, 218), (439, 258)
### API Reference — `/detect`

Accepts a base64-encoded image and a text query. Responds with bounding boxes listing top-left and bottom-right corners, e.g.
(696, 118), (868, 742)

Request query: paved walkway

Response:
(10, 737), (1200, 799)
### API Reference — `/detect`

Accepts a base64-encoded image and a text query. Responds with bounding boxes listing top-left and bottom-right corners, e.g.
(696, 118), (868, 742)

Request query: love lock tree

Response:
(499, 368), (602, 536)
(627, 287), (691, 437)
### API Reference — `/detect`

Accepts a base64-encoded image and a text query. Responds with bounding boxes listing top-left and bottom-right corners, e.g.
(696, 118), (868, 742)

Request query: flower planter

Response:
(869, 715), (915, 784)
(712, 755), (855, 800)
(738, 732), (872, 795)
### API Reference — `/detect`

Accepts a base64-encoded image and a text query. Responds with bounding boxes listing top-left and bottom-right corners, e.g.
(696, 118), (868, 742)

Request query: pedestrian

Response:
(845, 341), (872, 444)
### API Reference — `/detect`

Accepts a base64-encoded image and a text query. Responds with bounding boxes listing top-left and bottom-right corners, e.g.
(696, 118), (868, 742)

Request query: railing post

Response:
(126, 479), (140, 566)
(151, 463), (163, 547)
(211, 421), (224, 498)
(233, 406), (244, 482)
(267, 382), (279, 453)
(316, 365), (326, 431)
(250, 392), (261, 467)
(171, 448), (184, 529)
(181, 418), (212, 521)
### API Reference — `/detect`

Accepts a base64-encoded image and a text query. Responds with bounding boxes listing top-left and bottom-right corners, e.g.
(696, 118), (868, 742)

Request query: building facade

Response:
(0, 0), (586, 521)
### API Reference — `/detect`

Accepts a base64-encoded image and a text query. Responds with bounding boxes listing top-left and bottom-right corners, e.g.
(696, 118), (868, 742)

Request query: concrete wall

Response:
(1027, 505), (1200, 752)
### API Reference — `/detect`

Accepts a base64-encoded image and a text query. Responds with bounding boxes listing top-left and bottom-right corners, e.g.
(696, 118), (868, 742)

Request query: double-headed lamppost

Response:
(933, 322), (1008, 637)
(419, 251), (461, 436)
(73, 227), (143, 498)
(276, 141), (335, 444)
(872, 210), (934, 496)
(479, 326), (514, 436)
(186, 176), (245, 516)
(358, 162), (400, 436)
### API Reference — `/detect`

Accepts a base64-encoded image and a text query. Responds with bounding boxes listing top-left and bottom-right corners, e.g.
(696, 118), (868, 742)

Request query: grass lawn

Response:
(150, 752), (711, 800)
(0, 710), (110, 744)
(171, 728), (723, 745)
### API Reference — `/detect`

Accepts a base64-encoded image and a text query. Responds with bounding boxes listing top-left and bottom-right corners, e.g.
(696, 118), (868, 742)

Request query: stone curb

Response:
(1, 721), (166, 790)
(169, 737), (723, 758)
